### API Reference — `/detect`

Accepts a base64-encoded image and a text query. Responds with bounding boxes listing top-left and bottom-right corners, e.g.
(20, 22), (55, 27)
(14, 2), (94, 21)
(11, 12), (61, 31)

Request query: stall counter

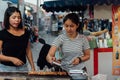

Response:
(0, 71), (70, 80)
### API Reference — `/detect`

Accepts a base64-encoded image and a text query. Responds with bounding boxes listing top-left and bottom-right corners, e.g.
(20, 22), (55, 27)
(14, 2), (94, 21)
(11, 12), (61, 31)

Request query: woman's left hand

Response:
(72, 58), (80, 65)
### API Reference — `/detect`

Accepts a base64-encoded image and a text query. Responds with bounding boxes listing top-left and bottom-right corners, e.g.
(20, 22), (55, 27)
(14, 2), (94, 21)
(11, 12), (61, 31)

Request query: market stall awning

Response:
(41, 0), (120, 12)
(41, 0), (87, 12)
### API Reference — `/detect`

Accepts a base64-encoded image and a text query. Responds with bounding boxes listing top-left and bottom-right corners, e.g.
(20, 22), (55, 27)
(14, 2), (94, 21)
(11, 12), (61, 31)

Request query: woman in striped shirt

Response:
(46, 13), (90, 80)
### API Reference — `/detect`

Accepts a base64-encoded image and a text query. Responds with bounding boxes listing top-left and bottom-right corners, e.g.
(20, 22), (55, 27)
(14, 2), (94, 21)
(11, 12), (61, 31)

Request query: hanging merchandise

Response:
(83, 18), (112, 49)
(112, 5), (120, 75)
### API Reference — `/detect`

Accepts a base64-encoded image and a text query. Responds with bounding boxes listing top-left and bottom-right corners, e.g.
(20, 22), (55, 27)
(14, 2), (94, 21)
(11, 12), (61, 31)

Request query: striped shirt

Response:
(52, 33), (90, 71)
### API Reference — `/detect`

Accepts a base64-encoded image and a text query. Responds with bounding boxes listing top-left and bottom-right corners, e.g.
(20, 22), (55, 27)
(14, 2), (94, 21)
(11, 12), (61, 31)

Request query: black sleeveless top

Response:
(0, 29), (30, 66)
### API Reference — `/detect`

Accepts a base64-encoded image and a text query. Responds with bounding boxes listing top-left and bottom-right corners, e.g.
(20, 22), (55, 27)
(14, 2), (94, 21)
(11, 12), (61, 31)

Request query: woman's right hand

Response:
(10, 57), (24, 66)
(50, 57), (56, 64)
(46, 55), (56, 64)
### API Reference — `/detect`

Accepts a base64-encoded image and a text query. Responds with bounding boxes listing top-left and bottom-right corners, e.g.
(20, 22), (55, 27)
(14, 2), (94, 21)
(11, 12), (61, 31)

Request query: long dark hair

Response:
(3, 6), (23, 29)
(63, 13), (83, 33)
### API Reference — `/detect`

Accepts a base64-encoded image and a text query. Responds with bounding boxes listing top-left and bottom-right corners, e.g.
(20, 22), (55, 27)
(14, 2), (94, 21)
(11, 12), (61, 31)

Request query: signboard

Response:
(112, 5), (120, 75)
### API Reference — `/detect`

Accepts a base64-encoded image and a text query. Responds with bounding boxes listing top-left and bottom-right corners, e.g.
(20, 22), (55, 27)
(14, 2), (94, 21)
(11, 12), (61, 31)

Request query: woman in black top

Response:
(0, 6), (35, 72)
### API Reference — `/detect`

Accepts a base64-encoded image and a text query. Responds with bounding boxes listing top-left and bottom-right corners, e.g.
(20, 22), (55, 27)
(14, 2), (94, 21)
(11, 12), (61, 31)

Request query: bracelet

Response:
(77, 57), (82, 63)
